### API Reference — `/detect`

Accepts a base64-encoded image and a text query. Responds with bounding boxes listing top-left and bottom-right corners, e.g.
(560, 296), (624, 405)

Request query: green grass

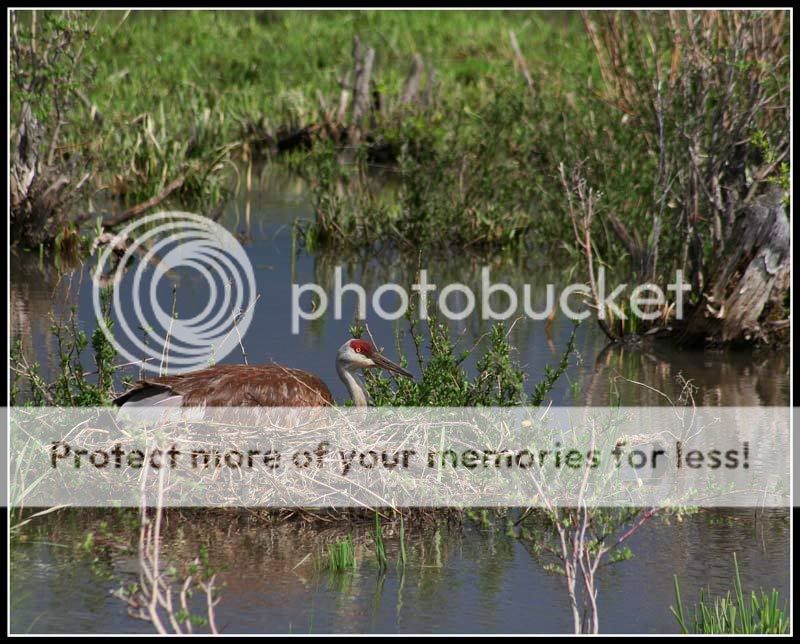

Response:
(11, 287), (118, 406)
(325, 535), (357, 572)
(11, 10), (790, 349)
(83, 10), (590, 126)
(16, 10), (788, 276)
(373, 513), (388, 572)
(12, 10), (596, 221)
(671, 553), (789, 634)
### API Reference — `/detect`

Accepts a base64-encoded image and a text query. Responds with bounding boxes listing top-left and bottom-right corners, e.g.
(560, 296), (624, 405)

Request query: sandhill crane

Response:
(113, 339), (413, 408)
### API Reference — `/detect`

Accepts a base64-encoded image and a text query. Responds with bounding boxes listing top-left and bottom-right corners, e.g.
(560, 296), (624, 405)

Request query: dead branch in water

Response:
(97, 176), (186, 229)
(71, 176), (187, 239)
(558, 161), (620, 344)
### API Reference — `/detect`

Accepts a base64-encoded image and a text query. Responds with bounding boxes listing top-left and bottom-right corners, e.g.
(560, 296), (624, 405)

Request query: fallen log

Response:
(349, 36), (376, 146)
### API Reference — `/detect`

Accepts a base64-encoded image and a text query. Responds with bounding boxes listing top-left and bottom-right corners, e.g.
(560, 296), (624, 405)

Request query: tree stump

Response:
(681, 186), (789, 345)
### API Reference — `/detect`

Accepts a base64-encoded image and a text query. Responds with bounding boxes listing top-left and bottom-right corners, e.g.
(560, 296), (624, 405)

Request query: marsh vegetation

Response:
(10, 11), (790, 349)
(9, 9), (791, 635)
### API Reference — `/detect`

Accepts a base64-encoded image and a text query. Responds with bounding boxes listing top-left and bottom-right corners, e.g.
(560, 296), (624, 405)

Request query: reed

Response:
(671, 553), (789, 634)
(373, 513), (388, 572)
(326, 535), (357, 573)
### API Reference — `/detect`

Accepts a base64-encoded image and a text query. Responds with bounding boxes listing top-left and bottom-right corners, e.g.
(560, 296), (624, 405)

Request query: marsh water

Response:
(10, 509), (790, 634)
(10, 167), (790, 633)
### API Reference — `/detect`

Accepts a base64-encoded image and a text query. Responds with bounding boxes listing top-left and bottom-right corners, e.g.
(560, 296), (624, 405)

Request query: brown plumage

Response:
(114, 365), (333, 407)
(113, 339), (413, 408)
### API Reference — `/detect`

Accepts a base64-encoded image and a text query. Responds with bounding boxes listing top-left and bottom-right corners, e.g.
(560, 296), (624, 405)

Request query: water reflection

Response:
(11, 249), (89, 395)
(10, 509), (789, 634)
(585, 341), (789, 406)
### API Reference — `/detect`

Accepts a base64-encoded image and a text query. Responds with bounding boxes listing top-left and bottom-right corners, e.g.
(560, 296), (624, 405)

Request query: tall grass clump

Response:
(578, 10), (789, 286)
(671, 553), (789, 634)
(325, 535), (357, 573)
(100, 101), (234, 211)
(373, 513), (388, 572)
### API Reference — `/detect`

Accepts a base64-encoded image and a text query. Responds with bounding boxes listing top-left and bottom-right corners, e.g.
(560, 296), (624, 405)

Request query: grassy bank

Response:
(12, 10), (593, 222)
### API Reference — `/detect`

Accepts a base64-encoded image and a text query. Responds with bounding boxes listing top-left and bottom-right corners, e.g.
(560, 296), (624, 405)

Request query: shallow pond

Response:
(10, 167), (789, 407)
(9, 167), (790, 633)
(10, 509), (789, 634)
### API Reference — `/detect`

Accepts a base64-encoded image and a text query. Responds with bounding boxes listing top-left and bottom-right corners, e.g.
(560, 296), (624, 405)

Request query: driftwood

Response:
(680, 187), (789, 345)
(336, 72), (351, 124)
(349, 36), (376, 137)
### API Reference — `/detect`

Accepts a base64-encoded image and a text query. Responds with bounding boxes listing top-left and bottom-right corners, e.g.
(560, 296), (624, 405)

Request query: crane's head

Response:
(337, 339), (413, 379)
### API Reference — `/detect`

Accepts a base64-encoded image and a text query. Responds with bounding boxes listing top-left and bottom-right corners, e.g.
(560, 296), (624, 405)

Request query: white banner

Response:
(8, 406), (790, 508)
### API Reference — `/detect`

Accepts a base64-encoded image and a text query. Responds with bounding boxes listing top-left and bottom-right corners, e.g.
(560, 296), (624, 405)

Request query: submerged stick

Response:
(99, 176), (185, 229)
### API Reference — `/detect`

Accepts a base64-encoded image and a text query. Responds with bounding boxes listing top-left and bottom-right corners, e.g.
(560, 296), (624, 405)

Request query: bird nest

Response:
(9, 405), (732, 512)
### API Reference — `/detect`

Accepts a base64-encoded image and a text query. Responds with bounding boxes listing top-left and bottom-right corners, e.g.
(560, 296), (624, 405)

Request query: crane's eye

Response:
(354, 346), (361, 353)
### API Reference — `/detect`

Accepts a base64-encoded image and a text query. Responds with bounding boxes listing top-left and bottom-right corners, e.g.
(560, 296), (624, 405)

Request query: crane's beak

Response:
(370, 352), (414, 379)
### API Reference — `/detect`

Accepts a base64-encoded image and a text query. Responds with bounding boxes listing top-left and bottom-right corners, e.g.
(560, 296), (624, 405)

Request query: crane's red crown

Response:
(349, 339), (375, 355)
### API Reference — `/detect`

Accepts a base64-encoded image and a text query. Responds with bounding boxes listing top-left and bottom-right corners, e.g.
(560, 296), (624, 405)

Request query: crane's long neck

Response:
(336, 361), (368, 407)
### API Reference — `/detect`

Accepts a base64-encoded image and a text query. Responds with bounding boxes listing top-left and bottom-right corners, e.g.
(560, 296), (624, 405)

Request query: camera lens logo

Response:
(92, 211), (256, 374)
